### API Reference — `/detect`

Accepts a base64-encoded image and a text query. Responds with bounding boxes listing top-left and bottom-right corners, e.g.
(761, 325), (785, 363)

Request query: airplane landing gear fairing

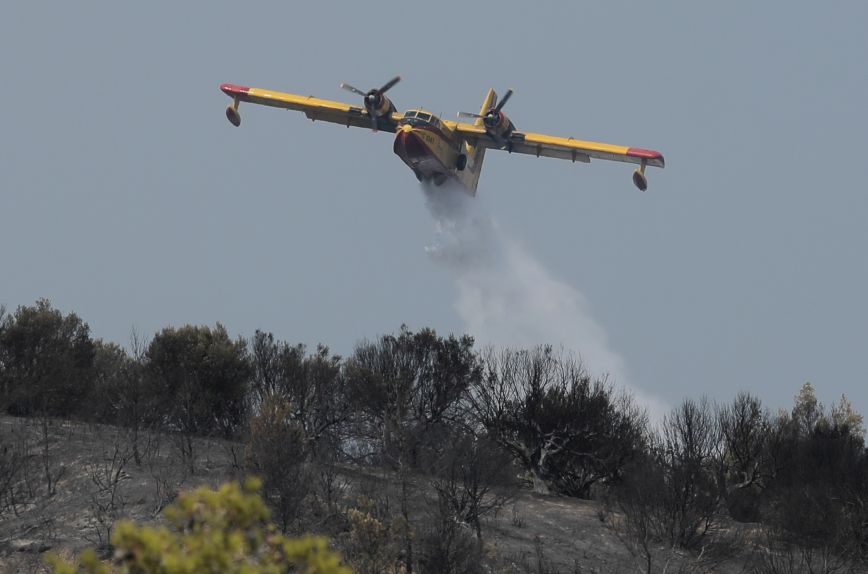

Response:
(456, 154), (467, 171)
(632, 160), (648, 191)
(226, 97), (241, 127)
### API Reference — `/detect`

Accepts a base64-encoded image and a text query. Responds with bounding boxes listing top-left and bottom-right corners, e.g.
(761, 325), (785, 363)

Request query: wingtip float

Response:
(219, 78), (664, 194)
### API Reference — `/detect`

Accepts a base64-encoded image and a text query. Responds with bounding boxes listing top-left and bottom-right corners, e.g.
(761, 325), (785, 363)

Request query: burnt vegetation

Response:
(1, 299), (866, 573)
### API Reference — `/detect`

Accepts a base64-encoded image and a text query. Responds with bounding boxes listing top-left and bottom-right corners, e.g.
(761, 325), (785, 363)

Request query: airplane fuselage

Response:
(392, 110), (462, 186)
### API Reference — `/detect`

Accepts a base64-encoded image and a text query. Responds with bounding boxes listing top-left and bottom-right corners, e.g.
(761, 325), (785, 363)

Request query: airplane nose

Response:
(394, 128), (428, 160)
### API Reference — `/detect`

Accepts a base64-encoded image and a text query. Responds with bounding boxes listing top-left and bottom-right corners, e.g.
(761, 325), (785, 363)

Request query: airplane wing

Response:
(451, 121), (665, 168)
(220, 83), (401, 132)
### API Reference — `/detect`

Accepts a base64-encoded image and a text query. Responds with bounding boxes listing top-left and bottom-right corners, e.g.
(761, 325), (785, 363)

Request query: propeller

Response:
(340, 75), (401, 131)
(493, 88), (513, 112)
(458, 88), (514, 129)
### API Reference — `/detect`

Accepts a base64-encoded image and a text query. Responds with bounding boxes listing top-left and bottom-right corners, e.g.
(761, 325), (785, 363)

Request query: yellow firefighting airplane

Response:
(220, 76), (664, 195)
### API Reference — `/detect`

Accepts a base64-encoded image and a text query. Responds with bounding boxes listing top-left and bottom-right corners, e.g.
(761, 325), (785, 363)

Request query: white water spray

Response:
(422, 182), (668, 419)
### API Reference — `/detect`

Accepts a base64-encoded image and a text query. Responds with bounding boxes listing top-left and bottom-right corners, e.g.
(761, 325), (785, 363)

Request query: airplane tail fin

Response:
(475, 88), (498, 126)
(455, 89), (496, 195)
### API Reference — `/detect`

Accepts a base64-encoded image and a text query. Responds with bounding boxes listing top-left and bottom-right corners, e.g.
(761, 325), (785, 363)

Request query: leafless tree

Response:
(250, 332), (351, 463)
(38, 415), (65, 497)
(717, 392), (771, 520)
(719, 393), (768, 490)
(84, 432), (134, 547)
(751, 526), (856, 574)
(0, 420), (29, 516)
(470, 346), (646, 497)
(416, 491), (484, 574)
(606, 398), (734, 573)
(655, 397), (724, 549)
(429, 434), (515, 540)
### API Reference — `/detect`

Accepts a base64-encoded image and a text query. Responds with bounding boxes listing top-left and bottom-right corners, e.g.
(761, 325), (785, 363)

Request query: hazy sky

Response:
(2, 2), (866, 418)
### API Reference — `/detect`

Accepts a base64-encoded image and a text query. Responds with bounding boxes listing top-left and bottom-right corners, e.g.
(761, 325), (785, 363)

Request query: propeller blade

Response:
(378, 75), (401, 94)
(494, 88), (513, 112)
(370, 112), (378, 132)
(457, 111), (484, 119)
(340, 82), (367, 97)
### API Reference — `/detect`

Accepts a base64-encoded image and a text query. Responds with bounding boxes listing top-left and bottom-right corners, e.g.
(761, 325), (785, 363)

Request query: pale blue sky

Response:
(2, 2), (866, 417)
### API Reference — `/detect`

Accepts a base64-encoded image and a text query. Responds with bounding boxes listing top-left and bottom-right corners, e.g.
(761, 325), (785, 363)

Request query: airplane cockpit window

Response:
(400, 110), (443, 130)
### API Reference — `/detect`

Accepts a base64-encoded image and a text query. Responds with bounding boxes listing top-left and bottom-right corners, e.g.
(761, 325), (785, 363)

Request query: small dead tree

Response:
(18, 423), (38, 501)
(607, 398), (733, 574)
(718, 392), (770, 521)
(0, 424), (27, 516)
(430, 434), (515, 540)
(38, 415), (65, 497)
(417, 492), (484, 574)
(655, 397), (724, 549)
(84, 434), (134, 547)
(752, 525), (854, 574)
(141, 429), (182, 517)
(313, 436), (346, 516)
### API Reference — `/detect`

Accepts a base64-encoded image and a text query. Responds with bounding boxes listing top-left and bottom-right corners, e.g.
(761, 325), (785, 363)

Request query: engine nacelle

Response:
(368, 92), (396, 118)
(481, 110), (516, 143)
(340, 77), (401, 129)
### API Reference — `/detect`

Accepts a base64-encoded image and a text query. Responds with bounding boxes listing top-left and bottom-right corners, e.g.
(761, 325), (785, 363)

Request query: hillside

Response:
(2, 307), (866, 573)
(0, 415), (750, 574)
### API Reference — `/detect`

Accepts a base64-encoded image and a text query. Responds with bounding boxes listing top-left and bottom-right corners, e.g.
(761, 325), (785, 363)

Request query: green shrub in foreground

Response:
(47, 477), (350, 574)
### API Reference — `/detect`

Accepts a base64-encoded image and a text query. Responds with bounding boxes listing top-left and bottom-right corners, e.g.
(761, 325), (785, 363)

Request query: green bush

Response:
(47, 478), (350, 574)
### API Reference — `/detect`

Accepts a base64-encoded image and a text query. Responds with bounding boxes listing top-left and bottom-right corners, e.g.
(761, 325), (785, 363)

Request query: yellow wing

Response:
(220, 83), (401, 132)
(449, 121), (665, 168)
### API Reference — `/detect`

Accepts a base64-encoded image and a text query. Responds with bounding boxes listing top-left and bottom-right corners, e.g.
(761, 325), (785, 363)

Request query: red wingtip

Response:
(627, 147), (662, 160)
(220, 83), (251, 96)
(627, 147), (665, 167)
